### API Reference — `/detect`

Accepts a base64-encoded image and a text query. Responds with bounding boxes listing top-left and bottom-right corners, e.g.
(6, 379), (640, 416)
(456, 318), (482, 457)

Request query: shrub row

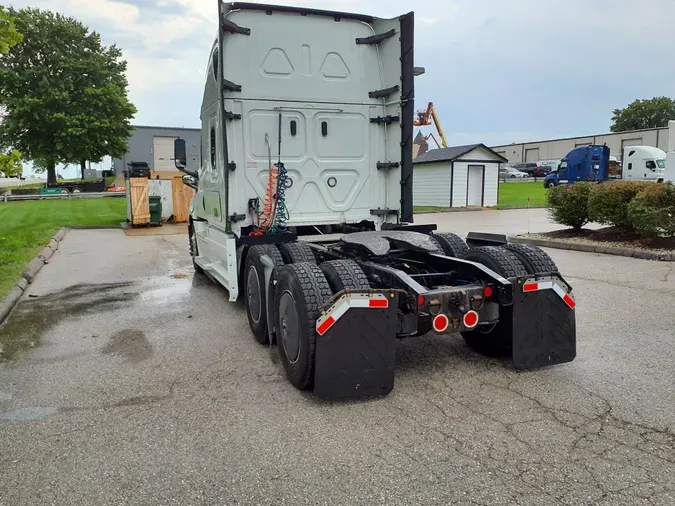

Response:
(547, 181), (675, 237)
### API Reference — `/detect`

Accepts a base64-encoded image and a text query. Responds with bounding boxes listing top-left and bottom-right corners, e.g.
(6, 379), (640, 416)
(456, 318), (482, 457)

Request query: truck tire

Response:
(279, 242), (316, 264)
(427, 237), (446, 254)
(546, 180), (556, 189)
(503, 243), (558, 275)
(320, 260), (370, 293)
(274, 263), (332, 390)
(462, 246), (528, 279)
(244, 245), (284, 344)
(188, 221), (204, 274)
(460, 247), (528, 358)
(432, 232), (469, 258)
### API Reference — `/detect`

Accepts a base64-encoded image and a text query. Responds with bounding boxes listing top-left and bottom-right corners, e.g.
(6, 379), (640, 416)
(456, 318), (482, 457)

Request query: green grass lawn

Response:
(0, 198), (125, 297)
(496, 182), (548, 209)
(414, 182), (549, 213)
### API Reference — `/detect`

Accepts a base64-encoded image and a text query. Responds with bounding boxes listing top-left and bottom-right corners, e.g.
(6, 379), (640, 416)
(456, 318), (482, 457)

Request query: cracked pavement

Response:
(1, 214), (674, 505)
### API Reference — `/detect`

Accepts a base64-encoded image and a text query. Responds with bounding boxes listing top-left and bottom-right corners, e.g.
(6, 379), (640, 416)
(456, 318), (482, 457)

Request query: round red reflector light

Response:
(463, 310), (479, 329)
(432, 314), (449, 333)
(484, 286), (493, 298)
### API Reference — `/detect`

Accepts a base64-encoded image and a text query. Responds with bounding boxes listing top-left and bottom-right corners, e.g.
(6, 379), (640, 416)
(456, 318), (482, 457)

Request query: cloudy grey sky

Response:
(7, 0), (675, 149)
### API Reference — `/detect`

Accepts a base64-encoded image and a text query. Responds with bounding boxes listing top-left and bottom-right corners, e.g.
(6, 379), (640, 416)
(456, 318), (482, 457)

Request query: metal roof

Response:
(413, 143), (508, 165)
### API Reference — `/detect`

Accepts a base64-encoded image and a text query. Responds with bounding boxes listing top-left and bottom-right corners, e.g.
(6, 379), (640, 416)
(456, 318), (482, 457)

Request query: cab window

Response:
(646, 161), (656, 170)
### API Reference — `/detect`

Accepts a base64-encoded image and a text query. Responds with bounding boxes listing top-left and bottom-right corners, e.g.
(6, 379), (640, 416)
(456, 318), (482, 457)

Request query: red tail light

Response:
(463, 310), (479, 329)
(432, 314), (449, 332)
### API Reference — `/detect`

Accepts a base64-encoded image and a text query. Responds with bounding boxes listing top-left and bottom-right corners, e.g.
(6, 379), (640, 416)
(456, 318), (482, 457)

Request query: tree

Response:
(610, 97), (675, 132)
(0, 8), (136, 184)
(58, 32), (136, 179)
(0, 148), (22, 177)
(0, 6), (22, 54)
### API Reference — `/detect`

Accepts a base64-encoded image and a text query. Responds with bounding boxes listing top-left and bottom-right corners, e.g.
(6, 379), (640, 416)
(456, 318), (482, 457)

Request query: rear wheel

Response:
(274, 263), (332, 390)
(432, 232), (469, 257)
(320, 260), (369, 293)
(279, 242), (316, 264)
(460, 247), (528, 357)
(245, 245), (284, 344)
(503, 243), (558, 275)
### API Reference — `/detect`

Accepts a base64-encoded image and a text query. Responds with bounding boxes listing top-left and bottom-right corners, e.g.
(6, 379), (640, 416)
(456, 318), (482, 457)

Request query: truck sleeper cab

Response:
(544, 145), (609, 188)
(622, 146), (667, 182)
(176, 2), (577, 400)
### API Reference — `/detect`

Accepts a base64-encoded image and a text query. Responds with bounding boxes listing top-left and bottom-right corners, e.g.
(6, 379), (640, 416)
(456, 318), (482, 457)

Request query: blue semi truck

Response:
(544, 145), (610, 188)
(544, 144), (668, 188)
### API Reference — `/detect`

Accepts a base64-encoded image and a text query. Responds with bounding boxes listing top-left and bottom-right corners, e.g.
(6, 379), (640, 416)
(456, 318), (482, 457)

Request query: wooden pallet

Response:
(129, 177), (150, 225)
(171, 177), (195, 223)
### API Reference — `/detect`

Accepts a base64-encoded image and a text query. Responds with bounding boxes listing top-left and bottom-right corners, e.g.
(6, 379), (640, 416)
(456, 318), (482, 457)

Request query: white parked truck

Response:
(174, 2), (577, 399)
(622, 146), (667, 181)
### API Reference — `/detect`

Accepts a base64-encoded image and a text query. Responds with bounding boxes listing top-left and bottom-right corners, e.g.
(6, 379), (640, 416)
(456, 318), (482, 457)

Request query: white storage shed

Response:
(413, 144), (506, 208)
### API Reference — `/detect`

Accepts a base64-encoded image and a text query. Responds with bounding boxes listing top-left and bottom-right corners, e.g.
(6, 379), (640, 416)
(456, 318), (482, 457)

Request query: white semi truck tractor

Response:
(173, 1), (577, 400)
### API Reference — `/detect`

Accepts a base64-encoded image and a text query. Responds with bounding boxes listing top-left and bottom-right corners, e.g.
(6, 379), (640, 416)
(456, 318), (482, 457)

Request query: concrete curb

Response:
(39, 246), (54, 263)
(0, 227), (68, 326)
(509, 235), (675, 262)
(0, 286), (23, 323)
(22, 257), (45, 283)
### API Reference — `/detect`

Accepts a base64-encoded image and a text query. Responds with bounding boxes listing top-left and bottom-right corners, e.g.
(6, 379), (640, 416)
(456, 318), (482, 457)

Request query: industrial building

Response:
(413, 144), (505, 208)
(491, 126), (670, 165)
(111, 125), (201, 177)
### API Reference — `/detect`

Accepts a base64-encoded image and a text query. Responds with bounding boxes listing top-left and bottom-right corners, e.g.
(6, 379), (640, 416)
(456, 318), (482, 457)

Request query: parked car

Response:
(513, 162), (549, 177)
(499, 166), (529, 179)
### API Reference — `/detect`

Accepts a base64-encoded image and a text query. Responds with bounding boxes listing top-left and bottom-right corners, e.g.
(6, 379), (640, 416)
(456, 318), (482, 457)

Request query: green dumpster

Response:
(149, 196), (162, 224)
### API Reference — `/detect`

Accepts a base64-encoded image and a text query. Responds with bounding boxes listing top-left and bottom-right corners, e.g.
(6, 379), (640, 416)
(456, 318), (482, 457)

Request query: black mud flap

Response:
(511, 276), (576, 369)
(314, 294), (398, 400)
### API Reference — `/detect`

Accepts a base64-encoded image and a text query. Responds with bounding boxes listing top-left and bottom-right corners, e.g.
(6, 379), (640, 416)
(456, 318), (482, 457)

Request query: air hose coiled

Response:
(270, 162), (289, 234)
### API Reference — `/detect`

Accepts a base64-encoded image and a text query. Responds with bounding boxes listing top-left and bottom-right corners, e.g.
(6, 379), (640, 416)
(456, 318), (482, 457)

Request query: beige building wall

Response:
(492, 127), (670, 164)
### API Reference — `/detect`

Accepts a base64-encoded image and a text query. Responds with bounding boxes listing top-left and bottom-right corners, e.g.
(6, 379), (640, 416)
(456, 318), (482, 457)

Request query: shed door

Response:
(467, 166), (483, 207)
(525, 148), (540, 162)
(153, 136), (178, 172)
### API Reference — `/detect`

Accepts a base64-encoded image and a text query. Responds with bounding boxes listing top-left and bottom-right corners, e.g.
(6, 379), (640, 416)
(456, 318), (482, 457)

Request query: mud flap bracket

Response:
(314, 293), (398, 400)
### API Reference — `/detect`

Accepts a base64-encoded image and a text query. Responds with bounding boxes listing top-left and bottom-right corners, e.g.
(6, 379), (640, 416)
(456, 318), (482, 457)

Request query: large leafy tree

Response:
(59, 33), (136, 179)
(0, 6), (22, 54)
(0, 8), (136, 184)
(610, 97), (675, 132)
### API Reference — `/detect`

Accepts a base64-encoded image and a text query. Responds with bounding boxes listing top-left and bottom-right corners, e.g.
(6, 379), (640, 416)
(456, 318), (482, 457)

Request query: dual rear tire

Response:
(459, 244), (559, 358)
(244, 242), (369, 390)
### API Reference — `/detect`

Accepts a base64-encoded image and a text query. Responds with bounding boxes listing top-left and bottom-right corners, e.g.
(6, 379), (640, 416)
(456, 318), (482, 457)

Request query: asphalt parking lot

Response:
(1, 209), (674, 505)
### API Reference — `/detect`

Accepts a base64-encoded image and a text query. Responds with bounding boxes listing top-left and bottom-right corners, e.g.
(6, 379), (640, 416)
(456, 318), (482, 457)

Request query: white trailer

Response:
(173, 2), (577, 399)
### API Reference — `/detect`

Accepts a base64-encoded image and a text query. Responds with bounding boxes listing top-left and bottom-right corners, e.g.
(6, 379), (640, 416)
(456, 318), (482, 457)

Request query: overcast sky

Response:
(7, 0), (675, 152)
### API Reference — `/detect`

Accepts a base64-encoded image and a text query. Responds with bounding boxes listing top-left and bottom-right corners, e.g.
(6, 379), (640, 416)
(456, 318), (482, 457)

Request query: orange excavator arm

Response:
(413, 102), (448, 148)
